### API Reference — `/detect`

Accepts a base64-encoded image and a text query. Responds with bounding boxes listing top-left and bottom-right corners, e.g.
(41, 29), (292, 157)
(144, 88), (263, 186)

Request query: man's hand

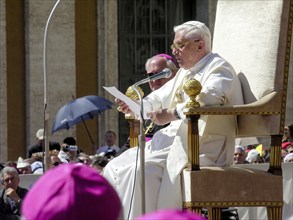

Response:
(115, 98), (133, 114)
(6, 188), (20, 203)
(147, 108), (178, 125)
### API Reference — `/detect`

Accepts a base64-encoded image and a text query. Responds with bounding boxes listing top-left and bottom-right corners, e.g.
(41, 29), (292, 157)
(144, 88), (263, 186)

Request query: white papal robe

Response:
(103, 52), (244, 219)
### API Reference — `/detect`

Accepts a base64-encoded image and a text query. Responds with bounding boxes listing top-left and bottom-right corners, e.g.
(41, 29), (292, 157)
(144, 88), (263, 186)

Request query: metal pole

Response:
(131, 85), (146, 214)
(43, 0), (61, 171)
(139, 123), (146, 214)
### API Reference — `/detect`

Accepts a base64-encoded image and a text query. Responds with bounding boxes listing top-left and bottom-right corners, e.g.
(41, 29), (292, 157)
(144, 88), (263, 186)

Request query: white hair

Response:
(1, 166), (19, 184)
(173, 21), (212, 52)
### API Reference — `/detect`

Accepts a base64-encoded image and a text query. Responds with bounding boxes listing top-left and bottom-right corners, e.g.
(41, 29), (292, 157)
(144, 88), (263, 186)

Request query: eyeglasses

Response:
(170, 39), (200, 51)
(146, 72), (162, 77)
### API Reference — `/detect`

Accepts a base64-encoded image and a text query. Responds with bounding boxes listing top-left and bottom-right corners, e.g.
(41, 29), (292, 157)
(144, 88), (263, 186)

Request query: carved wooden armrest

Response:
(186, 91), (281, 116)
(183, 79), (282, 172)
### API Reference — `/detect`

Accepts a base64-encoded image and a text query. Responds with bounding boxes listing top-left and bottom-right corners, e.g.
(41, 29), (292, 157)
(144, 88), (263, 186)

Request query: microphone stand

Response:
(43, 0), (62, 172)
(128, 70), (170, 214)
(131, 84), (146, 215)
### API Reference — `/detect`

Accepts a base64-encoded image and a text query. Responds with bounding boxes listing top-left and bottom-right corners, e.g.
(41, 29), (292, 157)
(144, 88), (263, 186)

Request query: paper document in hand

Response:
(103, 86), (141, 117)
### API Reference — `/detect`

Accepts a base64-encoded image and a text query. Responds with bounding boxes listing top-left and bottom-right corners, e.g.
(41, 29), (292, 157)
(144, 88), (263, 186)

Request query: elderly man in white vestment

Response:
(103, 21), (244, 219)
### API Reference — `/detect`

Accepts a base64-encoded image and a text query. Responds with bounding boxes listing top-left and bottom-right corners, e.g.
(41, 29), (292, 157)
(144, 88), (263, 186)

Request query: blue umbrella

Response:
(52, 95), (113, 143)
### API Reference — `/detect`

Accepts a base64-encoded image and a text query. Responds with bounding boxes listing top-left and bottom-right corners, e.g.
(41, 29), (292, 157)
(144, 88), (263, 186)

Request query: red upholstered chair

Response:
(181, 1), (293, 219)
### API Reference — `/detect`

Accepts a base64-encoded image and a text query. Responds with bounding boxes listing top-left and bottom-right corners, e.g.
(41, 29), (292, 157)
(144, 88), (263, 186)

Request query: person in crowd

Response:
(16, 157), (32, 174)
(27, 152), (44, 175)
(58, 137), (79, 163)
(283, 123), (293, 142)
(63, 136), (77, 146)
(77, 153), (92, 166)
(4, 161), (18, 172)
(233, 146), (249, 164)
(50, 155), (62, 168)
(286, 143), (293, 154)
(262, 147), (270, 163)
(281, 141), (292, 162)
(27, 128), (61, 158)
(21, 164), (122, 220)
(103, 21), (244, 218)
(282, 141), (292, 151)
(284, 152), (293, 163)
(246, 149), (263, 164)
(103, 149), (117, 160)
(27, 129), (43, 158)
(91, 155), (109, 173)
(30, 161), (43, 175)
(96, 131), (120, 155)
(281, 148), (288, 162)
(0, 166), (28, 219)
(280, 141), (293, 161)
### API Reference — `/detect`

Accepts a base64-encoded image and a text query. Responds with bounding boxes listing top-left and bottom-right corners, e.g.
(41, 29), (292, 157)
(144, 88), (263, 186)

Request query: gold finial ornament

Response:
(125, 86), (144, 147)
(124, 86), (144, 119)
(183, 79), (202, 108)
(125, 86), (144, 100)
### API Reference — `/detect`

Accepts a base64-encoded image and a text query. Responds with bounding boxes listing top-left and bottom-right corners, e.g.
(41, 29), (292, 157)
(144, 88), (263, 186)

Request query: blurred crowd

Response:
(0, 129), (121, 176)
(0, 127), (205, 220)
(0, 122), (293, 220)
(233, 124), (293, 165)
(0, 123), (292, 219)
(1, 161), (205, 220)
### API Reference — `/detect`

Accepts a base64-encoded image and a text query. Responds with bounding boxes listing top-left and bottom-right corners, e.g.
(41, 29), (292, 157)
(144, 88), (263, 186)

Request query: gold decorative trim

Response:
(125, 114), (136, 120)
(280, 0), (293, 132)
(184, 111), (280, 116)
(183, 201), (283, 208)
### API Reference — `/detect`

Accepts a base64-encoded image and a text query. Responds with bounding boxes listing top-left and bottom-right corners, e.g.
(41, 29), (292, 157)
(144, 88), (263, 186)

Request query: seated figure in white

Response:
(103, 20), (244, 219)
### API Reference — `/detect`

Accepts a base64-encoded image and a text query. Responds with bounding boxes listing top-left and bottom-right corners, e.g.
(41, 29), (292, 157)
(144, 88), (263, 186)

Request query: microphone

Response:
(133, 68), (172, 86)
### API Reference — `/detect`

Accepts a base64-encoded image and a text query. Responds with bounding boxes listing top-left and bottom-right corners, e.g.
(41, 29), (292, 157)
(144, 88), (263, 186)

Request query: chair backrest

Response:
(212, 0), (292, 136)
